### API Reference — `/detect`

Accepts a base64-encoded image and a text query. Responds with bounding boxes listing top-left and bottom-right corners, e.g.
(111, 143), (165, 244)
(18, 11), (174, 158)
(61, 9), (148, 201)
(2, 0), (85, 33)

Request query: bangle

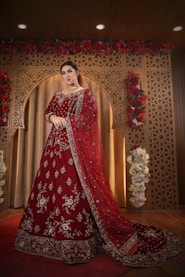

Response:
(50, 114), (56, 122)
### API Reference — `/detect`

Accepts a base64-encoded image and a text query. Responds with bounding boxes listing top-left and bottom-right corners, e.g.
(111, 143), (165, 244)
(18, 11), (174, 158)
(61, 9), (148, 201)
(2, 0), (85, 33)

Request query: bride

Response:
(15, 60), (184, 267)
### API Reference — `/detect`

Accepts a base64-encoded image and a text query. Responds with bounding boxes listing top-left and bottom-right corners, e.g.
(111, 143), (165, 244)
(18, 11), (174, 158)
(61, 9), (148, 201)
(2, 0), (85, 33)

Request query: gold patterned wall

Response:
(0, 52), (179, 210)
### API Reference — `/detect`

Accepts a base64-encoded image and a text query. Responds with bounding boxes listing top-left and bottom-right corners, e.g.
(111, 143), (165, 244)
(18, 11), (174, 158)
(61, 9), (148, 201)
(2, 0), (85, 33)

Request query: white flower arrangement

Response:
(127, 145), (150, 208)
(0, 150), (7, 204)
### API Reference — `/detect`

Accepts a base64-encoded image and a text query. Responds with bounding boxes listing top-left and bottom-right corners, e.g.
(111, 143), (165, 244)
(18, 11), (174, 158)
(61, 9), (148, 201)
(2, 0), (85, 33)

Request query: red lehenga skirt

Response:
(15, 90), (184, 267)
(15, 126), (104, 263)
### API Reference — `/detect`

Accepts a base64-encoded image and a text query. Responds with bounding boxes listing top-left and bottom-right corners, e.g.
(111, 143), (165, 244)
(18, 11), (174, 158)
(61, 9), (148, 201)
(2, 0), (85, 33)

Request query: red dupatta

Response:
(66, 89), (138, 263)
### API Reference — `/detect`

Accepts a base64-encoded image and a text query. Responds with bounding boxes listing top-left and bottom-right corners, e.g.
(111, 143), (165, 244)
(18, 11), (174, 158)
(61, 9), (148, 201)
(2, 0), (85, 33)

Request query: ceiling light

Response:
(96, 24), (105, 30)
(17, 24), (27, 30)
(172, 25), (183, 32)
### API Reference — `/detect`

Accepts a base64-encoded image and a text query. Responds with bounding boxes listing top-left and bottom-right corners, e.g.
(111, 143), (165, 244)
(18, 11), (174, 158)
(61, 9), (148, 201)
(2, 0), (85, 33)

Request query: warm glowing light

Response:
(172, 25), (183, 32)
(96, 24), (105, 30)
(17, 24), (27, 30)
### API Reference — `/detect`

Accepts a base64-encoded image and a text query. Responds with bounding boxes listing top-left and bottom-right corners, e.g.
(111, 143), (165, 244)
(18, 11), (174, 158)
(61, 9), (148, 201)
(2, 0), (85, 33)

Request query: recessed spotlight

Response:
(96, 24), (105, 30)
(17, 23), (27, 30)
(172, 25), (183, 32)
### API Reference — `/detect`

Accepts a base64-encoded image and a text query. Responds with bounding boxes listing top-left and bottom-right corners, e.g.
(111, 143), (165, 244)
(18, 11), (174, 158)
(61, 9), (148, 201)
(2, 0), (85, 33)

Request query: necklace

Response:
(68, 85), (78, 90)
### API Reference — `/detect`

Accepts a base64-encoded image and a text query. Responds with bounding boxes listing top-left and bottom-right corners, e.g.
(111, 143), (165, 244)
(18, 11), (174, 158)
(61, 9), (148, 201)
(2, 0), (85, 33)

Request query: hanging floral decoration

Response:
(127, 144), (150, 208)
(0, 70), (11, 126)
(0, 150), (7, 204)
(0, 39), (173, 56)
(125, 70), (148, 128)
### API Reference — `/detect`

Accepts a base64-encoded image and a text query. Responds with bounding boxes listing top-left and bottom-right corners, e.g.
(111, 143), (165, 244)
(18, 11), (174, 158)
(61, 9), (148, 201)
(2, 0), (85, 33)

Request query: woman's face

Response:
(61, 65), (79, 86)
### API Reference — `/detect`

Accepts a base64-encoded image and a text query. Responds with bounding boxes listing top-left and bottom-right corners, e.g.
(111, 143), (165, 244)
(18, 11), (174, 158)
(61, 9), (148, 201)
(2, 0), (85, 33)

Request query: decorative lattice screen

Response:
(0, 52), (178, 209)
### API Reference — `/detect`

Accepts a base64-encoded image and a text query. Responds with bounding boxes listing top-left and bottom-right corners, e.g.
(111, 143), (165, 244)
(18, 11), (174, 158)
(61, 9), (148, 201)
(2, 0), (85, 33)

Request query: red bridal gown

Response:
(15, 89), (184, 267)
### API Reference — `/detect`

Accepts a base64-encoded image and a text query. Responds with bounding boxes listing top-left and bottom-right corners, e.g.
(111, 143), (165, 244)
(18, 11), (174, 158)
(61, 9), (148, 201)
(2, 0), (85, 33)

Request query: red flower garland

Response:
(125, 71), (147, 129)
(0, 70), (11, 126)
(0, 39), (173, 56)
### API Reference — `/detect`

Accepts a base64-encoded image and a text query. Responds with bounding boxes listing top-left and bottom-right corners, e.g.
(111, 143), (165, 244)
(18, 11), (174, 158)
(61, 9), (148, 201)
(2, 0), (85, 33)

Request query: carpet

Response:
(0, 213), (131, 277)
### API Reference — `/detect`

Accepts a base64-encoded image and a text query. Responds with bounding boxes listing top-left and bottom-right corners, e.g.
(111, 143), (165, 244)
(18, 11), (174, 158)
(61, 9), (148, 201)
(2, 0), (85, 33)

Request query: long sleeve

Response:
(44, 95), (56, 122)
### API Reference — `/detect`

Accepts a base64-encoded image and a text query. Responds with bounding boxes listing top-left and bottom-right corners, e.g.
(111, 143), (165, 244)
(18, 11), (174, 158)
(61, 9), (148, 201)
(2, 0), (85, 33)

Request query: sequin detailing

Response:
(15, 89), (184, 266)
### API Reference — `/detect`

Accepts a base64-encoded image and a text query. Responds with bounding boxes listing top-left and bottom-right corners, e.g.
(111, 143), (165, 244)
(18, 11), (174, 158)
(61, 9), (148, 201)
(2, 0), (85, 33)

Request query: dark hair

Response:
(60, 61), (78, 73)
(60, 60), (82, 84)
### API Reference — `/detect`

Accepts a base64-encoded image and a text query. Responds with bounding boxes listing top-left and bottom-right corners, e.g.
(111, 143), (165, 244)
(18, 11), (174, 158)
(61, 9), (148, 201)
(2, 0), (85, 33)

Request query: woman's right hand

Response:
(50, 115), (66, 129)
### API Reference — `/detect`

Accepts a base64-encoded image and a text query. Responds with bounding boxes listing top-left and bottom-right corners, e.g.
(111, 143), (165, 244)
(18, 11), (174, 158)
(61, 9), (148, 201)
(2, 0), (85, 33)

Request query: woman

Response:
(15, 61), (183, 267)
